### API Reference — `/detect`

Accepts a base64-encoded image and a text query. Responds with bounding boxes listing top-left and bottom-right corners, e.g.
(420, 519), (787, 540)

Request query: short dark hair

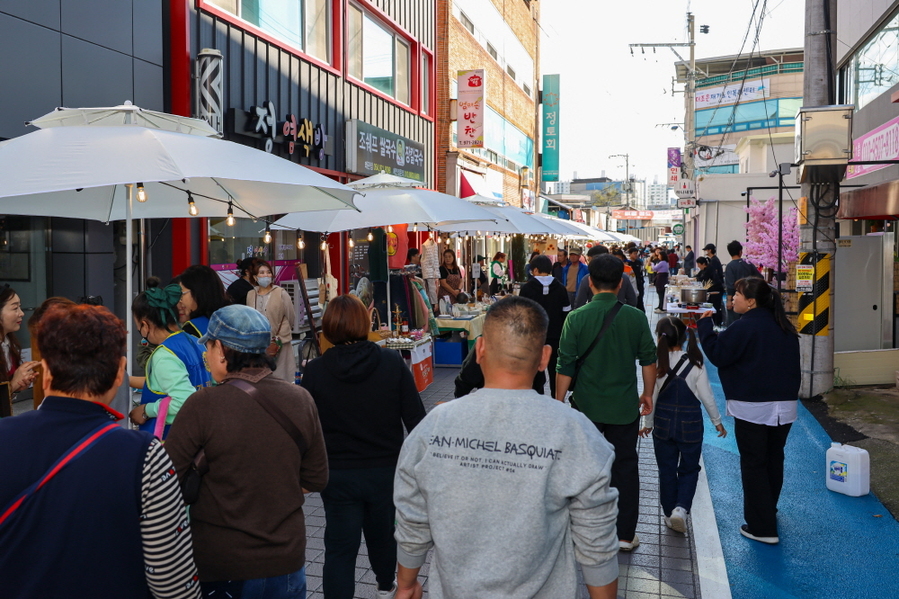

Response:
(530, 254), (552, 275)
(38, 304), (126, 397)
(685, 245), (692, 250)
(483, 296), (548, 370)
(588, 254), (624, 291)
(220, 344), (276, 373)
(180, 264), (231, 320)
(557, 248), (568, 256)
(407, 248), (420, 262)
(727, 240), (743, 257)
(236, 257), (258, 278)
(586, 245), (608, 258)
(627, 247), (639, 256)
(322, 294), (370, 345)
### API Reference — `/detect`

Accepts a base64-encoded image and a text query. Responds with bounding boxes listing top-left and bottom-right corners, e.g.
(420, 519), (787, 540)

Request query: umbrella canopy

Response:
(533, 214), (592, 238)
(441, 205), (562, 236)
(0, 125), (359, 221)
(273, 187), (500, 232)
(27, 102), (220, 137)
(559, 219), (621, 242)
(347, 172), (423, 189)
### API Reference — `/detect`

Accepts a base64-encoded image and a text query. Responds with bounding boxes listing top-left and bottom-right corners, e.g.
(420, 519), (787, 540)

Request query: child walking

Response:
(640, 317), (726, 533)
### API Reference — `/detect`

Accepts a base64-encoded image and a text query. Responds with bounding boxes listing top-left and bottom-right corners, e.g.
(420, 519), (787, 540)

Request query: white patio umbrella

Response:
(559, 219), (622, 243)
(27, 101), (220, 137)
(441, 205), (560, 236)
(273, 187), (500, 232)
(0, 118), (360, 370)
(347, 172), (423, 189)
(534, 214), (592, 238)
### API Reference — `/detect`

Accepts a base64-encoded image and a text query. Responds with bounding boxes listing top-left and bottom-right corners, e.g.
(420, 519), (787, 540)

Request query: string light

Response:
(297, 236), (305, 249)
(187, 192), (198, 216)
(136, 183), (147, 202)
(413, 223), (418, 232)
(263, 225), (272, 244)
(226, 201), (235, 226)
(348, 237), (355, 248)
(367, 230), (374, 242)
(320, 235), (328, 251)
(387, 224), (394, 233)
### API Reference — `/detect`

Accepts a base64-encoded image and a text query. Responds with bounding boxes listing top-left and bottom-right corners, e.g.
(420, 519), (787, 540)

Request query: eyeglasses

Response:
(181, 289), (191, 297)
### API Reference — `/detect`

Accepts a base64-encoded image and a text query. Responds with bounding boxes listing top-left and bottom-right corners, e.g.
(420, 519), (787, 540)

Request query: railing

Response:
(696, 62), (803, 89)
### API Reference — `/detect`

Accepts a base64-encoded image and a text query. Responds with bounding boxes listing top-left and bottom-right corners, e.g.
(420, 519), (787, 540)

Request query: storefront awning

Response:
(838, 179), (899, 220)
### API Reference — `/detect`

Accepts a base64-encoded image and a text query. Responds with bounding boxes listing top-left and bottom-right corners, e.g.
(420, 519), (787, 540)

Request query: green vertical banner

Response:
(542, 74), (560, 181)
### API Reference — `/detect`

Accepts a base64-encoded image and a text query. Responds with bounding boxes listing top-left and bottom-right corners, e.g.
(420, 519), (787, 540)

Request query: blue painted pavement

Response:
(701, 360), (899, 598)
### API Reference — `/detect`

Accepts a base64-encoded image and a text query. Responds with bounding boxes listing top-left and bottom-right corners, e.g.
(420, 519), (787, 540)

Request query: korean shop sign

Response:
(346, 120), (427, 182)
(229, 101), (332, 161)
(457, 69), (485, 148)
(542, 74), (560, 181)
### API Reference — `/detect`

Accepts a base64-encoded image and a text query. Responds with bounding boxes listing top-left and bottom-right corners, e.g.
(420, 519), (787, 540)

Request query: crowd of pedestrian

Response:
(0, 241), (801, 599)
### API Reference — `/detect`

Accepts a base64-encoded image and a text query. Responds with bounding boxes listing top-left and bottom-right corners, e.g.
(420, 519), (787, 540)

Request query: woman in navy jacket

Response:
(697, 277), (800, 545)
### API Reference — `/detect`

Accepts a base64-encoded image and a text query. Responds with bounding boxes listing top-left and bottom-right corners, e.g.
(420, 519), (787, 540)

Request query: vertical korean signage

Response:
(667, 147), (681, 188)
(457, 69), (485, 148)
(542, 74), (560, 182)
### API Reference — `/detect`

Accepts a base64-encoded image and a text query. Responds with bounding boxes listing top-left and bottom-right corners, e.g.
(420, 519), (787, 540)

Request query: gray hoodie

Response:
(394, 388), (619, 598)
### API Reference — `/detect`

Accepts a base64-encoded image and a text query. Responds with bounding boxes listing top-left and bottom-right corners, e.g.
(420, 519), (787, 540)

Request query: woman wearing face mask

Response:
(129, 277), (211, 439)
(177, 264), (231, 338)
(0, 285), (39, 400)
(247, 261), (296, 382)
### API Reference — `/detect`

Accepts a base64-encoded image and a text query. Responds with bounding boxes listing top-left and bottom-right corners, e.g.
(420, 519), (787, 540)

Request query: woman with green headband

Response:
(129, 277), (210, 439)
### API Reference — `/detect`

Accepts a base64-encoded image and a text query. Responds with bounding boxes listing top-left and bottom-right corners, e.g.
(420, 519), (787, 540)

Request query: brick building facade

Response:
(436, 0), (540, 207)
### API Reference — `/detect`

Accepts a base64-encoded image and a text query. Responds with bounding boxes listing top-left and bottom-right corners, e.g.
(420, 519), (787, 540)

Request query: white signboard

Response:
(677, 198), (697, 209)
(674, 180), (695, 199)
(667, 166), (680, 187)
(457, 69), (485, 148)
(695, 78), (770, 110)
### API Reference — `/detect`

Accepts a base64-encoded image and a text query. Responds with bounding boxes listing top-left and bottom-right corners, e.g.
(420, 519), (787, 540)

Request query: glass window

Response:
(507, 65), (516, 81)
(395, 39), (410, 105)
(348, 4), (413, 105)
(460, 12), (474, 34)
(846, 8), (899, 111)
(207, 0), (331, 62)
(487, 43), (497, 60)
(422, 53), (431, 114)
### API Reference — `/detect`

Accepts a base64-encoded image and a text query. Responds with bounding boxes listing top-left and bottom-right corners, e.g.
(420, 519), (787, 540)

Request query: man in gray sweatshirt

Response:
(393, 296), (619, 599)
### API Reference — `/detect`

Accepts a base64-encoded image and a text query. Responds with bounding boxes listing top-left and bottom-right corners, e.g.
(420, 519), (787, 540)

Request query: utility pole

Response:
(610, 153), (630, 234)
(631, 13), (697, 248)
(798, 0), (839, 399)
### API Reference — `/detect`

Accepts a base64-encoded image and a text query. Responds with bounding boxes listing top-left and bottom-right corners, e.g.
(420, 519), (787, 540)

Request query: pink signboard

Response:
(847, 114), (899, 179)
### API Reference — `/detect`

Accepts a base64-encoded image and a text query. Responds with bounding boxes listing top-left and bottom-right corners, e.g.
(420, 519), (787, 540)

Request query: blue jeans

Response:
(653, 436), (702, 516)
(321, 467), (397, 599)
(200, 567), (306, 599)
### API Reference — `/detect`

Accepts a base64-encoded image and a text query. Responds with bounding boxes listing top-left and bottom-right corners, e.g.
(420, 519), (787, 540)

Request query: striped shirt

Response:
(141, 439), (201, 599)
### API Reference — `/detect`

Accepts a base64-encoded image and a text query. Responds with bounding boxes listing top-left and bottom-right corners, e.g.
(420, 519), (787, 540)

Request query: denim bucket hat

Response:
(198, 304), (271, 354)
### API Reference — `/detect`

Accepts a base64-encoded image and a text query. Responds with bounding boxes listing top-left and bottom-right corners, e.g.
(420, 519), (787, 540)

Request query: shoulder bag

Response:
(180, 379), (307, 504)
(568, 300), (624, 398)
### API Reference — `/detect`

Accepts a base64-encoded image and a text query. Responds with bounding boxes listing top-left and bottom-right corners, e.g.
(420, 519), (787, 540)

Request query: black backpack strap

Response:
(658, 354), (690, 396)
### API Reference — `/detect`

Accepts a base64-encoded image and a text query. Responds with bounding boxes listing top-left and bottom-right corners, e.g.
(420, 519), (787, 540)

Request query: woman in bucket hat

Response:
(165, 304), (329, 599)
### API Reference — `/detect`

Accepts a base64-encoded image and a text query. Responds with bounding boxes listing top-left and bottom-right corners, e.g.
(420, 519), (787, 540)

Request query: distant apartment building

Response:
(436, 0), (539, 207)
(649, 183), (672, 205)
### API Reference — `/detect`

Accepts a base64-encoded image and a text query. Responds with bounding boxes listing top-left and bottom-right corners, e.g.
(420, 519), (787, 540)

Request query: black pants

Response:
(533, 339), (560, 398)
(594, 417), (640, 541)
(655, 273), (669, 310)
(710, 292), (724, 326)
(734, 418), (792, 537)
(321, 467), (397, 598)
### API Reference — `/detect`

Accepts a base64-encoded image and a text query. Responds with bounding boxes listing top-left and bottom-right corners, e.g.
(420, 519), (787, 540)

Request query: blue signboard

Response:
(542, 74), (560, 181)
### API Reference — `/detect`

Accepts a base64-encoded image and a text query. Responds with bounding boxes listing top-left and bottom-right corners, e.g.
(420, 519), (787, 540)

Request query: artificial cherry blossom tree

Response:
(743, 197), (799, 274)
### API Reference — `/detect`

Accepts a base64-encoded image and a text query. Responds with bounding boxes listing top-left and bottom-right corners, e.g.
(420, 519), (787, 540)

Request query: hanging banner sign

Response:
(695, 78), (770, 109)
(612, 210), (654, 220)
(847, 113), (899, 179)
(542, 74), (561, 181)
(346, 120), (427, 182)
(457, 69), (486, 148)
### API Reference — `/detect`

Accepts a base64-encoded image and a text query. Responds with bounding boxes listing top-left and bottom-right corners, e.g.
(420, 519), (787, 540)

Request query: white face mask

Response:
(257, 277), (272, 288)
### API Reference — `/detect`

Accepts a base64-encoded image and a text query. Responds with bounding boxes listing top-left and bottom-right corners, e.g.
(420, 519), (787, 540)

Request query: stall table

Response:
(384, 336), (433, 392)
(434, 313), (485, 366)
(665, 304), (717, 328)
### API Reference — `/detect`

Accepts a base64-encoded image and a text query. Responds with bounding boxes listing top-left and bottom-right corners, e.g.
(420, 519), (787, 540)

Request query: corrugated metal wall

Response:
(191, 2), (434, 186)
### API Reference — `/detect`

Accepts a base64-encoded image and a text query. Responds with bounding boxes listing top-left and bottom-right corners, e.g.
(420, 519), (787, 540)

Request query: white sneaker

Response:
(618, 534), (640, 552)
(669, 506), (688, 533)
(377, 582), (397, 598)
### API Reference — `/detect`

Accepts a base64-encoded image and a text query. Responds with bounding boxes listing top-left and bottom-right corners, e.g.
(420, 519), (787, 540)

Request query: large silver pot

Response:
(681, 288), (708, 304)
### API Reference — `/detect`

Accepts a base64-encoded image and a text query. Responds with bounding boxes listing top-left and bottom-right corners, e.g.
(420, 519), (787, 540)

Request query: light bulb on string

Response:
(367, 230), (374, 242)
(348, 237), (355, 248)
(136, 183), (147, 202)
(226, 202), (235, 226)
(187, 192), (198, 216)
(297, 236), (305, 249)
(387, 225), (394, 233)
(413, 223), (418, 232)
(263, 226), (272, 244)
(320, 239), (328, 251)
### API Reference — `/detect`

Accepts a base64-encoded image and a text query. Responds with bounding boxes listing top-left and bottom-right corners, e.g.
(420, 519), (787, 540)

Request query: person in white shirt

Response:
(640, 317), (726, 534)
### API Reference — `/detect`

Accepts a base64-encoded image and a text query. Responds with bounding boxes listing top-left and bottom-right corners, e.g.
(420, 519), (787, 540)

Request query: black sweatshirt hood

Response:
(321, 340), (383, 383)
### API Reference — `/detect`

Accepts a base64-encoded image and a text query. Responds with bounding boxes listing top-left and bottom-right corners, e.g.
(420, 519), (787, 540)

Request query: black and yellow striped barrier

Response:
(797, 252), (830, 335)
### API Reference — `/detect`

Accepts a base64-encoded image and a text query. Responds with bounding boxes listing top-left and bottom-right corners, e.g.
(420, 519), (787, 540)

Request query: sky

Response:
(540, 0), (806, 187)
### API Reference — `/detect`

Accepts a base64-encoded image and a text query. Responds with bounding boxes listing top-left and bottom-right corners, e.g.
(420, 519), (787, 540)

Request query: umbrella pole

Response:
(125, 184), (134, 375)
(386, 229), (392, 331)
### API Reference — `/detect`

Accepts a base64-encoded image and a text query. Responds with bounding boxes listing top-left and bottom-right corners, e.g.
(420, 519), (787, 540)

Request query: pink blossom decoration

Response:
(743, 197), (799, 272)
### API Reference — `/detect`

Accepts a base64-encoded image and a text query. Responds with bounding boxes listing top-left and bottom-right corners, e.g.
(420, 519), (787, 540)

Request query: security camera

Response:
(768, 170), (778, 178)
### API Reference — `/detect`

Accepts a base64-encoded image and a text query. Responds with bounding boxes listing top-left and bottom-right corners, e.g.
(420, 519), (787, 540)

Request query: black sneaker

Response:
(740, 524), (779, 544)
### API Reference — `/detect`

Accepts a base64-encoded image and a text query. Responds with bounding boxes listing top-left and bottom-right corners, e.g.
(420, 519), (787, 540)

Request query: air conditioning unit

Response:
(281, 279), (323, 334)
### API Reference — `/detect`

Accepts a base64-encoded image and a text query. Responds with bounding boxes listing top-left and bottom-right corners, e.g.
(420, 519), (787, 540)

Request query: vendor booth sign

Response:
(410, 342), (433, 392)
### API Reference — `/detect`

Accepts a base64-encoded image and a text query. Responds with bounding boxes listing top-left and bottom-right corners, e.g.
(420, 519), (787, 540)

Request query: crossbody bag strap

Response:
(0, 421), (119, 528)
(227, 379), (307, 455)
(575, 301), (624, 370)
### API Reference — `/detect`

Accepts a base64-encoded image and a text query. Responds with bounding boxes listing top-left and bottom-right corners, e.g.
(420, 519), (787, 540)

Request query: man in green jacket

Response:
(556, 254), (657, 552)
